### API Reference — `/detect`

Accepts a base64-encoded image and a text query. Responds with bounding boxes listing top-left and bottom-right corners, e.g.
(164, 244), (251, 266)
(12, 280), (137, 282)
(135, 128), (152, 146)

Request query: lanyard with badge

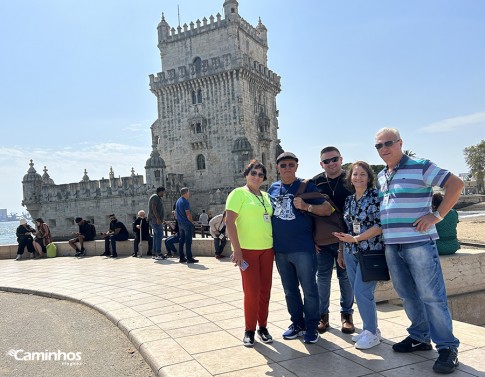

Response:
(351, 192), (367, 235)
(249, 188), (271, 223)
(382, 165), (399, 206)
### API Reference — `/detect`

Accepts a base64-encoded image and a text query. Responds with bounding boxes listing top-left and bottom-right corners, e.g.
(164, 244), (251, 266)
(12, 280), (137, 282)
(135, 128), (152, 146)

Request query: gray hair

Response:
(375, 127), (401, 140)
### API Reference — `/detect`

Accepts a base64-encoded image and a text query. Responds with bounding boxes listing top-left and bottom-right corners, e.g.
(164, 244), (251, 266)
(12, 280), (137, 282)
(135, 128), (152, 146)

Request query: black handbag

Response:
(357, 250), (390, 282)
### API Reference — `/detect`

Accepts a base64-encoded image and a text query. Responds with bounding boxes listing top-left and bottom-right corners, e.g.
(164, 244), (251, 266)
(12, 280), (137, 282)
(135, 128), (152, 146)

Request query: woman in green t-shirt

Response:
(225, 159), (274, 347)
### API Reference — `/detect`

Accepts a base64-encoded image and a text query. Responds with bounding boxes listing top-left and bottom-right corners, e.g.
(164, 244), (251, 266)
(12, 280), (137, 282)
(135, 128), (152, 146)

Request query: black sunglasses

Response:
(249, 170), (265, 178)
(375, 139), (400, 150)
(279, 162), (296, 169)
(321, 156), (340, 165)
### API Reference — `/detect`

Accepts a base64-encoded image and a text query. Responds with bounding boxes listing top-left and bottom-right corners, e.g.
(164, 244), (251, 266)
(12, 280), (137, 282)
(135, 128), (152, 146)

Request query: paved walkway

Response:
(0, 256), (484, 377)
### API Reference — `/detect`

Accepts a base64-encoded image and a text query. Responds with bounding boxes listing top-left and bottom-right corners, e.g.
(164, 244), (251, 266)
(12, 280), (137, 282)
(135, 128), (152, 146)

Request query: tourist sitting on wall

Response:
(33, 218), (52, 258)
(15, 218), (36, 260)
(69, 217), (96, 257)
(132, 210), (153, 258)
(432, 193), (461, 255)
(100, 214), (129, 258)
(209, 211), (227, 259)
(164, 216), (179, 258)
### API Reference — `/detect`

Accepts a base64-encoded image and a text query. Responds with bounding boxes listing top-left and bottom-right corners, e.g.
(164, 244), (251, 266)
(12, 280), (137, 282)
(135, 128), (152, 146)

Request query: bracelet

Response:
(353, 236), (359, 243)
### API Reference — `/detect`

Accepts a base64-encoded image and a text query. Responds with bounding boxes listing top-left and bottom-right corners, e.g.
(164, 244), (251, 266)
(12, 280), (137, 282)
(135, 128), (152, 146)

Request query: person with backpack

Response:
(69, 217), (96, 257)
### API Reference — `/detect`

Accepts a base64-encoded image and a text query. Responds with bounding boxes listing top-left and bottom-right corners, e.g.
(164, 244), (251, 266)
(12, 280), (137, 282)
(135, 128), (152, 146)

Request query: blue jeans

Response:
(104, 233), (128, 255)
(178, 223), (194, 260)
(165, 234), (179, 254)
(275, 251), (319, 332)
(344, 251), (378, 334)
(213, 237), (227, 256)
(150, 221), (164, 254)
(316, 243), (354, 315)
(385, 240), (459, 350)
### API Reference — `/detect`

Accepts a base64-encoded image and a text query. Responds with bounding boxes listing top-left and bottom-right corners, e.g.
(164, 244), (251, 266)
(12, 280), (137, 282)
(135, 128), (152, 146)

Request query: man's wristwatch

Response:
(433, 211), (443, 222)
(308, 204), (313, 213)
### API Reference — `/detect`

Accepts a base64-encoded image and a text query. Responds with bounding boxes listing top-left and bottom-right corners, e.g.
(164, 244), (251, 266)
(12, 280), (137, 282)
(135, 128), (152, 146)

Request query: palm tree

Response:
(404, 149), (416, 157)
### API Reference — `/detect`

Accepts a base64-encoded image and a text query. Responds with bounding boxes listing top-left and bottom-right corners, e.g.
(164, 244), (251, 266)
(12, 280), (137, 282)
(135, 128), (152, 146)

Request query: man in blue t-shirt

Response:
(375, 127), (464, 374)
(268, 152), (333, 344)
(175, 187), (198, 264)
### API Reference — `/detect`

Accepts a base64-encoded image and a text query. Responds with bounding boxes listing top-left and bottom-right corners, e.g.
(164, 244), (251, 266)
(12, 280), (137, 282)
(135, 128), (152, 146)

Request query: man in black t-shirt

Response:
(312, 146), (355, 335)
(100, 214), (129, 258)
(69, 217), (95, 257)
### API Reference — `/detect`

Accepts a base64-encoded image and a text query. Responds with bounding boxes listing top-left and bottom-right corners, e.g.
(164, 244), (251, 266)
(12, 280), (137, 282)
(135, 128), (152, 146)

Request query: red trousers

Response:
(240, 248), (274, 331)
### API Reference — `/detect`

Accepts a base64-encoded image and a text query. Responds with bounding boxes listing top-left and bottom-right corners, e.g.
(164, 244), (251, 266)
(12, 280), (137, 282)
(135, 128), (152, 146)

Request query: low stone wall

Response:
(0, 238), (228, 259)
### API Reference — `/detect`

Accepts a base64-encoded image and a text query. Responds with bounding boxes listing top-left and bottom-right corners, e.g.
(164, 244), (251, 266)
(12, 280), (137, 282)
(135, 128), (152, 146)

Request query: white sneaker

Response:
(15, 254), (21, 261)
(352, 328), (381, 342)
(355, 330), (381, 350)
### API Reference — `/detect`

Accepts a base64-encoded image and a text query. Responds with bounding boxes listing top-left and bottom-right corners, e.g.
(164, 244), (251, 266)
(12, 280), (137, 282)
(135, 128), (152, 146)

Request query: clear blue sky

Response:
(1, 0), (484, 215)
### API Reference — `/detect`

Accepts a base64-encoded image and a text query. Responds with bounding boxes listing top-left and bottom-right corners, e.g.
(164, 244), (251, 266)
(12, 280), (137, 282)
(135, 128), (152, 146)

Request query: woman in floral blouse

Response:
(333, 161), (383, 350)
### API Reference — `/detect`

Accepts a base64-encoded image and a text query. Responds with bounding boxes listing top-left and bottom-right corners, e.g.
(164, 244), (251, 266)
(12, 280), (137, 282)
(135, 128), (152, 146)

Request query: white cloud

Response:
(419, 111), (485, 133)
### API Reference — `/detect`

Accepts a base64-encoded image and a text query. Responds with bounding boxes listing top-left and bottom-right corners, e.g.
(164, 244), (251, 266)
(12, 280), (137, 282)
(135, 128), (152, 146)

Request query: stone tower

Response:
(149, 1), (281, 195)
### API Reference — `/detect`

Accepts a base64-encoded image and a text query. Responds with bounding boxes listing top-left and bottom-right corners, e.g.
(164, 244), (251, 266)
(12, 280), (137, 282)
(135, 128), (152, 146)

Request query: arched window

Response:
(193, 57), (202, 73)
(192, 91), (196, 105)
(196, 154), (206, 170)
(195, 123), (202, 133)
(197, 89), (202, 103)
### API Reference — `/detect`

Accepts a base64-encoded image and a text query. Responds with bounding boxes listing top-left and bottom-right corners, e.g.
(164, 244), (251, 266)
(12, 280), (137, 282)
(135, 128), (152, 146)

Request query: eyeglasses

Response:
(249, 170), (265, 178)
(321, 156), (340, 165)
(375, 139), (400, 150)
(279, 162), (296, 169)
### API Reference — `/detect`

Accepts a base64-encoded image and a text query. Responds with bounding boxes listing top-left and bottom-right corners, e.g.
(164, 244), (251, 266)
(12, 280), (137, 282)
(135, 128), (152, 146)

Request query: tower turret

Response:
(145, 143), (167, 189)
(22, 160), (43, 218)
(223, 0), (239, 21)
(157, 13), (170, 44)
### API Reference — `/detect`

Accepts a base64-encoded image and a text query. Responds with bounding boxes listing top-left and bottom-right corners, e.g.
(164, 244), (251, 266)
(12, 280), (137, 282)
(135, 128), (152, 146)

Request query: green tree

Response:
(464, 140), (485, 194)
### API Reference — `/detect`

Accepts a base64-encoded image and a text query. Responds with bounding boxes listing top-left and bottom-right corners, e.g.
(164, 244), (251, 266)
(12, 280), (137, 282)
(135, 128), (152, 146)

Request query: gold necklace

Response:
(325, 174), (341, 197)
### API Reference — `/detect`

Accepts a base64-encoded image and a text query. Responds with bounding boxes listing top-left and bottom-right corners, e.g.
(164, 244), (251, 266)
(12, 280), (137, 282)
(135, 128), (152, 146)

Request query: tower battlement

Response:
(149, 53), (280, 91)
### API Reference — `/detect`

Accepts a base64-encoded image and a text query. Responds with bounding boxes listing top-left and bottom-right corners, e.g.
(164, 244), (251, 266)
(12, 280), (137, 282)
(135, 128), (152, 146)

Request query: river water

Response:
(1, 211), (484, 246)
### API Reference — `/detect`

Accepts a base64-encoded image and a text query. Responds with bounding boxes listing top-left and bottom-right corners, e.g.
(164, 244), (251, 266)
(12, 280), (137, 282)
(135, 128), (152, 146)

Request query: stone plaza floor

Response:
(0, 255), (484, 376)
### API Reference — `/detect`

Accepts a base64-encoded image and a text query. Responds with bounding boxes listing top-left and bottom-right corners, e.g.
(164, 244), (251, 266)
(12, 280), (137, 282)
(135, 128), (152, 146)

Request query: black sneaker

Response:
(132, 253), (137, 257)
(80, 248), (86, 256)
(392, 336), (432, 353)
(187, 258), (199, 263)
(257, 327), (273, 344)
(109, 254), (118, 258)
(74, 251), (82, 257)
(433, 347), (459, 374)
(243, 331), (255, 347)
(179, 258), (187, 263)
(100, 252), (110, 257)
(166, 253), (173, 258)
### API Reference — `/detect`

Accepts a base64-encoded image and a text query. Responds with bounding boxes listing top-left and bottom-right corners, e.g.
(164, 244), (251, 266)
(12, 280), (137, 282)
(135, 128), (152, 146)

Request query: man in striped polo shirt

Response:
(375, 127), (464, 374)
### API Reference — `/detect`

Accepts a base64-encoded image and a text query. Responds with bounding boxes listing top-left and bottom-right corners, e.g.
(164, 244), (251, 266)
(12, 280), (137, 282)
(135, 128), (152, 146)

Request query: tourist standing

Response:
(268, 152), (333, 344)
(176, 187), (198, 263)
(333, 161), (383, 349)
(312, 146), (354, 334)
(226, 160), (274, 347)
(375, 127), (463, 374)
(147, 187), (166, 259)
